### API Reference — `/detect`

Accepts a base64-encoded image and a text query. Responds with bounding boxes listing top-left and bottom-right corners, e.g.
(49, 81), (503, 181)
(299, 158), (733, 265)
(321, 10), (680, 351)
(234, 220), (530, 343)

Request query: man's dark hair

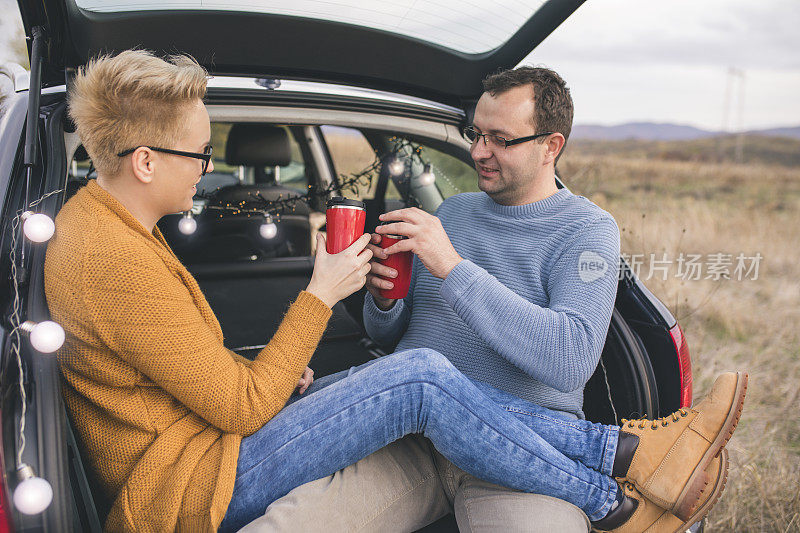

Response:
(482, 66), (573, 162)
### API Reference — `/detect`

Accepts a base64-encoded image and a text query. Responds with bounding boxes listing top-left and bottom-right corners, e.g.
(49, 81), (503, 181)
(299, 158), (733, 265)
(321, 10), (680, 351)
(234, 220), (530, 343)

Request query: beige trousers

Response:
(239, 435), (590, 533)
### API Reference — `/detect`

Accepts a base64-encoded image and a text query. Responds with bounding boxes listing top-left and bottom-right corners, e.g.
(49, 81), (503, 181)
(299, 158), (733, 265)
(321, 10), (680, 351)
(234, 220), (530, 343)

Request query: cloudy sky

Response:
(525, 0), (800, 131)
(1, 0), (798, 130)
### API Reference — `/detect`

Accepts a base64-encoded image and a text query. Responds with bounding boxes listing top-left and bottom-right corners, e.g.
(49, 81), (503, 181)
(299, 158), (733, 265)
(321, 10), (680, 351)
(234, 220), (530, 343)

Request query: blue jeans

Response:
(219, 349), (619, 531)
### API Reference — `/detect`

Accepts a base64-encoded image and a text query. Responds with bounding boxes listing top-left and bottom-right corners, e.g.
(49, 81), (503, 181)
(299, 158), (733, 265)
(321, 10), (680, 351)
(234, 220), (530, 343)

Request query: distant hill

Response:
(571, 122), (800, 141)
(566, 135), (800, 168)
(751, 126), (800, 139)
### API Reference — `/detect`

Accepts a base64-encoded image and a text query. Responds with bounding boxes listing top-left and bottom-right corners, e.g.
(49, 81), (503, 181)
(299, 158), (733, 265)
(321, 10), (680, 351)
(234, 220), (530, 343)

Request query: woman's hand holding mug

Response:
(306, 233), (372, 309)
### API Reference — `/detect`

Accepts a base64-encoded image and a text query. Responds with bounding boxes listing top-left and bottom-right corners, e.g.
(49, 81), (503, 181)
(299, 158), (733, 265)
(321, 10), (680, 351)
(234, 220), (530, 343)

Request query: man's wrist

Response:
(374, 297), (397, 311)
(369, 290), (397, 311)
(438, 254), (464, 279)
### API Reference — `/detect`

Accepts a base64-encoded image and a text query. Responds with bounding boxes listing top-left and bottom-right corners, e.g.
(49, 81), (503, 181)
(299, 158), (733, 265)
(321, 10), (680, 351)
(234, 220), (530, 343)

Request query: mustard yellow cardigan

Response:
(44, 180), (331, 532)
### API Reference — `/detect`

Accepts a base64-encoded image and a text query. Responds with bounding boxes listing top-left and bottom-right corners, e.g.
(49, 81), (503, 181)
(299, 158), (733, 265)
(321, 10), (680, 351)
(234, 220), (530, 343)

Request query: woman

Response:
(44, 50), (743, 533)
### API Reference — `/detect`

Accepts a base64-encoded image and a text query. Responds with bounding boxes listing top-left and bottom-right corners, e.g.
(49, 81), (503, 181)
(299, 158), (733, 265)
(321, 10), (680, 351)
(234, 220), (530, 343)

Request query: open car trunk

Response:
(17, 0), (587, 109)
(2, 96), (679, 531)
(2, 74), (685, 530)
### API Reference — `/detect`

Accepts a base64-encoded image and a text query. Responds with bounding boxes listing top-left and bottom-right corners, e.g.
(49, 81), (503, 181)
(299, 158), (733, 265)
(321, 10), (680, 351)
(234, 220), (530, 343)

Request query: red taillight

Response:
(0, 411), (14, 532)
(669, 324), (693, 408)
(0, 479), (12, 533)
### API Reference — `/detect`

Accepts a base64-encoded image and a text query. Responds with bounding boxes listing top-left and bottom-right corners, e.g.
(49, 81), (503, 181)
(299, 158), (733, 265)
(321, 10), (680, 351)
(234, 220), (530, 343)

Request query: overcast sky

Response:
(1, 0), (798, 130)
(525, 0), (800, 130)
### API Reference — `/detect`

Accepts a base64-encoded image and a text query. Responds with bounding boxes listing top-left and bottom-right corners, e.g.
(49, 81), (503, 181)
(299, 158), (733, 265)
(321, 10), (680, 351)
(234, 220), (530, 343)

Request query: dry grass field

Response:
(557, 152), (800, 532)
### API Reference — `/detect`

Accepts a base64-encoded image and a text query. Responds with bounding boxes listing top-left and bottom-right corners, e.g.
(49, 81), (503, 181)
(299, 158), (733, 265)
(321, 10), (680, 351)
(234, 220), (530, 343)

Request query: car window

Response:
(278, 131), (309, 193)
(74, 0), (550, 55)
(200, 122), (239, 194)
(321, 125), (401, 200)
(202, 123), (309, 195)
(417, 145), (478, 200)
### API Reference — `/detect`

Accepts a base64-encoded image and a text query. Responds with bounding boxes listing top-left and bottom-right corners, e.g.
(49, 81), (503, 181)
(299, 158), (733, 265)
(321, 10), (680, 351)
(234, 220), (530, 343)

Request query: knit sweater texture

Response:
(364, 188), (620, 417)
(44, 179), (331, 532)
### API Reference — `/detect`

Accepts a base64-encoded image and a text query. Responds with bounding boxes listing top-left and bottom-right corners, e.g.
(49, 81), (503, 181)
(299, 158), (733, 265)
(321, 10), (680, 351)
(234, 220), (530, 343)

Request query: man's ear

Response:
(130, 147), (155, 184)
(543, 133), (566, 166)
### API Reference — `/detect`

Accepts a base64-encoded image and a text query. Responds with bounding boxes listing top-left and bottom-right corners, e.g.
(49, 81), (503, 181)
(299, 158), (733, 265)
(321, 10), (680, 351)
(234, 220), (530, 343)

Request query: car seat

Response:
(213, 124), (312, 253)
(163, 124), (313, 263)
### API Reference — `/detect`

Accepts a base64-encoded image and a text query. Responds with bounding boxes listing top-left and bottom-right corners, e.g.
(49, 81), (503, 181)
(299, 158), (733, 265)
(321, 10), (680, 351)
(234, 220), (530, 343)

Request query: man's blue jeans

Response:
(219, 349), (619, 532)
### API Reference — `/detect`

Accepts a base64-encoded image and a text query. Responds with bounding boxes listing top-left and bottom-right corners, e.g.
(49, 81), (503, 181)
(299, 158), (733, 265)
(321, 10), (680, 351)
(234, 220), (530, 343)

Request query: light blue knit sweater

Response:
(364, 188), (621, 418)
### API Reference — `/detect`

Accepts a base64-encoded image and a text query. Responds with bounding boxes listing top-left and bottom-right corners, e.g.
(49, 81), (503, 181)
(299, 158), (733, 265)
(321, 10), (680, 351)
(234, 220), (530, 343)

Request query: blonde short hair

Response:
(68, 50), (208, 176)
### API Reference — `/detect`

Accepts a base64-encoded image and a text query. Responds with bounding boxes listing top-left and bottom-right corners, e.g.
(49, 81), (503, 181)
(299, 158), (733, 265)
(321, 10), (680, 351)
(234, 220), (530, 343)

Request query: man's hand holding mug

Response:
(366, 208), (462, 310)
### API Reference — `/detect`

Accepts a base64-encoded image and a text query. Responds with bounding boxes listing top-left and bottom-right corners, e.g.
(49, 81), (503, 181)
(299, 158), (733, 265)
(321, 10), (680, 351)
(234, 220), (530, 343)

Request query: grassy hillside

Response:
(568, 135), (800, 168)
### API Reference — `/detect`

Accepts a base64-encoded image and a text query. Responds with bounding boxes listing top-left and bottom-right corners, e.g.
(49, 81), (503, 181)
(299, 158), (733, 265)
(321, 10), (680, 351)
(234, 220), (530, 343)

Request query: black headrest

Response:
(226, 124), (291, 167)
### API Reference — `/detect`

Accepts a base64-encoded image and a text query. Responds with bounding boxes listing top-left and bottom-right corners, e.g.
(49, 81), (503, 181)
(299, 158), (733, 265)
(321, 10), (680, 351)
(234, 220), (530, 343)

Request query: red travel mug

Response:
(378, 234), (413, 299)
(326, 197), (366, 254)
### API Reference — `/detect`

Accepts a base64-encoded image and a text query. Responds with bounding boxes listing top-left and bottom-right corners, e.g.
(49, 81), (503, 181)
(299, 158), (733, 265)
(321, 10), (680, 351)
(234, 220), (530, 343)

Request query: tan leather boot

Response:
(616, 372), (746, 520)
(594, 448), (729, 533)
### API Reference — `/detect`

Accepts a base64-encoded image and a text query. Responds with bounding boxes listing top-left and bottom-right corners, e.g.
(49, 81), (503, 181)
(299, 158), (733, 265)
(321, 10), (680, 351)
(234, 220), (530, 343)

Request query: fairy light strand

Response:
(196, 138), (431, 219)
(8, 188), (64, 465)
(9, 214), (28, 466)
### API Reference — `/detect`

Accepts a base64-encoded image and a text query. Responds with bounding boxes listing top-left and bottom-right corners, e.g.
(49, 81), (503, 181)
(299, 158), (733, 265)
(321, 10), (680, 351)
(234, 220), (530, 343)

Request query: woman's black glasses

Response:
(117, 145), (213, 175)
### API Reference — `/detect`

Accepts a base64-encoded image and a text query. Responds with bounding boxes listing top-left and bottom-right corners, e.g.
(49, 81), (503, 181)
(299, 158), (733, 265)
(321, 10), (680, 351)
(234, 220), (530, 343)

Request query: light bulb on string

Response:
(13, 464), (53, 515)
(417, 164), (436, 186)
(388, 158), (405, 176)
(178, 212), (197, 235)
(20, 321), (65, 353)
(259, 214), (278, 240)
(20, 211), (55, 243)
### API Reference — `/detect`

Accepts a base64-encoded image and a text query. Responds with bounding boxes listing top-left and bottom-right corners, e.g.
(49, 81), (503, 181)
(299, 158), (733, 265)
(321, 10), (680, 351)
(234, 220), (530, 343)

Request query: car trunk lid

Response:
(16, 0), (586, 107)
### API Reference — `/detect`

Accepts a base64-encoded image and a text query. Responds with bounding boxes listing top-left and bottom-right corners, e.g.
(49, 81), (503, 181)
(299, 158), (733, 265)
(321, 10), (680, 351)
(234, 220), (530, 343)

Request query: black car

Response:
(1, 0), (695, 531)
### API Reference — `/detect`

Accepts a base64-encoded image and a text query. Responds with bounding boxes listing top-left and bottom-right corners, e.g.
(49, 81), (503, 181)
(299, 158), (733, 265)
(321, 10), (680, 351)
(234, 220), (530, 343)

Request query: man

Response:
(243, 67), (745, 532)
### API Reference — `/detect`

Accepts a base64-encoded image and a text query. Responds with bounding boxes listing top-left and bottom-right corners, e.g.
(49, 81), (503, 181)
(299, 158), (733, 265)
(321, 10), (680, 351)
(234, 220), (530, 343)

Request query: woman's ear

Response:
(130, 147), (155, 184)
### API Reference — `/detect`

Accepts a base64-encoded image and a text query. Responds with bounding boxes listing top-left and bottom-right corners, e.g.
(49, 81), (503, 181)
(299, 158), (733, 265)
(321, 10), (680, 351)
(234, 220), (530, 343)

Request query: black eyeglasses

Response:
(462, 126), (554, 149)
(117, 145), (213, 175)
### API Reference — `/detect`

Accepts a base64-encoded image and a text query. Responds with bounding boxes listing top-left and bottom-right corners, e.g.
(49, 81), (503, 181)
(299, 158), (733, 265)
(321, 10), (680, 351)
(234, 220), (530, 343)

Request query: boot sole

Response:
(672, 372), (747, 521)
(668, 448), (729, 533)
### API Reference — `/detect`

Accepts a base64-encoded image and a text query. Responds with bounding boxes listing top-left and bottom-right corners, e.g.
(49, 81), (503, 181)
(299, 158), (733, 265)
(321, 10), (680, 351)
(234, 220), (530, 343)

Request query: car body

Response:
(1, 1), (696, 531)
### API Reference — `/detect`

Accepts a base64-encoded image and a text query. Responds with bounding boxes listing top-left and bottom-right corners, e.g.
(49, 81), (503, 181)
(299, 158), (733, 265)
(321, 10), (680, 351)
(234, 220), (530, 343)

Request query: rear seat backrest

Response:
(222, 124), (311, 215)
(166, 124), (314, 263)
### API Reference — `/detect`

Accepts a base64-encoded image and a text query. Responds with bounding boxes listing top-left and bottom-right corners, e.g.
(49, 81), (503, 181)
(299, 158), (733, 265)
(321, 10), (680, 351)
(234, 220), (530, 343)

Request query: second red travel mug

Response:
(326, 197), (366, 254)
(378, 234), (413, 299)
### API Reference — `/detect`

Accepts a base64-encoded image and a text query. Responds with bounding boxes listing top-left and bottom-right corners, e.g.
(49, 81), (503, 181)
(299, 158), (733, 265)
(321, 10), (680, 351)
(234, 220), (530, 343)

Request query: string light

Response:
(13, 464), (53, 515)
(388, 157), (405, 176)
(417, 164), (436, 186)
(195, 138), (430, 228)
(178, 212), (197, 235)
(20, 211), (55, 243)
(8, 190), (66, 517)
(19, 321), (65, 353)
(259, 214), (278, 240)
